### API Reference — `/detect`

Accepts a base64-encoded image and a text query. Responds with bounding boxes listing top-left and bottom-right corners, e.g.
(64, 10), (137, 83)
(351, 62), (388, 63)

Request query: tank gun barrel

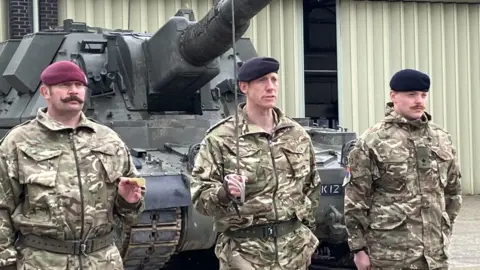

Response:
(142, 0), (272, 114)
(179, 0), (273, 66)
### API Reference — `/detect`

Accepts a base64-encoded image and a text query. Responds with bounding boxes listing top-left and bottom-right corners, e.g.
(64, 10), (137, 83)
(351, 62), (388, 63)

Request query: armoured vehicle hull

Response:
(0, 1), (357, 268)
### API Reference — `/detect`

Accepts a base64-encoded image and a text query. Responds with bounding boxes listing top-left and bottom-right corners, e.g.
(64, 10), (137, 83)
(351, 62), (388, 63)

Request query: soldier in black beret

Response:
(344, 67), (462, 270)
(390, 68), (430, 93)
(191, 55), (321, 269)
(236, 56), (280, 125)
(387, 68), (431, 121)
(237, 56), (280, 83)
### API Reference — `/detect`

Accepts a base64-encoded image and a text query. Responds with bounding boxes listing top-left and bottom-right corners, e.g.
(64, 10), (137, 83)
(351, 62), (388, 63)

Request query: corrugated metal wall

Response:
(57, 0), (305, 117)
(337, 0), (480, 194)
(0, 0), (8, 41)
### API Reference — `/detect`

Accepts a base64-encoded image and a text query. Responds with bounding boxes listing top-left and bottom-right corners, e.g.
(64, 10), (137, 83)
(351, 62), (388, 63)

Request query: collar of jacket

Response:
(36, 107), (97, 132)
(236, 102), (294, 136)
(383, 102), (432, 129)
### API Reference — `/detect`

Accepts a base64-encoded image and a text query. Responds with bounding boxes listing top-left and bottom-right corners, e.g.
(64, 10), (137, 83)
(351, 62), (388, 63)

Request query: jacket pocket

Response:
(280, 141), (311, 179)
(223, 143), (265, 195)
(432, 147), (453, 188)
(17, 144), (62, 211)
(91, 143), (124, 183)
(367, 214), (408, 261)
(90, 143), (124, 224)
(374, 145), (410, 193)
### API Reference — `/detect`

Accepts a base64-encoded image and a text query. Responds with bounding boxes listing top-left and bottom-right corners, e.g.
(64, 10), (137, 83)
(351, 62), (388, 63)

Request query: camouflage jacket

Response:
(191, 103), (321, 266)
(344, 102), (462, 269)
(0, 108), (145, 269)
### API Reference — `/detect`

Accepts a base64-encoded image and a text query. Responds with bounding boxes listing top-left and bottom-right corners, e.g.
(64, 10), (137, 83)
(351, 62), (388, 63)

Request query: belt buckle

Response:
(263, 224), (277, 238)
(75, 241), (88, 256)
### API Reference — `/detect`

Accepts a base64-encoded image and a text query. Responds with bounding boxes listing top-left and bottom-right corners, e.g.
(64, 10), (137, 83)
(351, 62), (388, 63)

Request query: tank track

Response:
(118, 207), (182, 270)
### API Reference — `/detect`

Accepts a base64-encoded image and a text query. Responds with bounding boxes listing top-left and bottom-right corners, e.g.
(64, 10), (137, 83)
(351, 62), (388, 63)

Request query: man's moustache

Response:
(61, 96), (84, 103)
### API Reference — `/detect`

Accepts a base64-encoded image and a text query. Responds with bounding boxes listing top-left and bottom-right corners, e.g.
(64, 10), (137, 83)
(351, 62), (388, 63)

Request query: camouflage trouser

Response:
(374, 266), (449, 269)
(403, 268), (448, 270)
(400, 267), (448, 270)
(16, 244), (123, 270)
(215, 225), (317, 270)
(372, 257), (449, 270)
(218, 253), (309, 270)
(404, 256), (448, 270)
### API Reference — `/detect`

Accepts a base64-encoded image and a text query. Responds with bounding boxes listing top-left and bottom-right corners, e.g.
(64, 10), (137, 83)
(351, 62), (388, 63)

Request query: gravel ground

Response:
(449, 195), (480, 270)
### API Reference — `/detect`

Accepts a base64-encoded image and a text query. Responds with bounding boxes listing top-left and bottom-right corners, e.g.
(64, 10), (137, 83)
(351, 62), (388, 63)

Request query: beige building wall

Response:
(57, 0), (305, 117)
(337, 0), (480, 194)
(0, 0), (8, 41)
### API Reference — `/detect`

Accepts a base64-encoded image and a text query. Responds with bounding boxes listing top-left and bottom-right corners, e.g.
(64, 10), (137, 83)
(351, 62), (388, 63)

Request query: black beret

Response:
(389, 69), (430, 92)
(41, 61), (88, 86)
(237, 57), (279, 82)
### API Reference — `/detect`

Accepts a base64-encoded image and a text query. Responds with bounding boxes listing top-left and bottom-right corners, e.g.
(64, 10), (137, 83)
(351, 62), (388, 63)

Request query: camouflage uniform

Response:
(344, 102), (462, 270)
(191, 103), (321, 270)
(0, 108), (145, 270)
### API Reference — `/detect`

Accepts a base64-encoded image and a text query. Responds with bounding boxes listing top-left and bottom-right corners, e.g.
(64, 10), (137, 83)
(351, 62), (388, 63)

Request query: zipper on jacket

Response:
(69, 131), (85, 267)
(267, 137), (280, 264)
(409, 125), (422, 193)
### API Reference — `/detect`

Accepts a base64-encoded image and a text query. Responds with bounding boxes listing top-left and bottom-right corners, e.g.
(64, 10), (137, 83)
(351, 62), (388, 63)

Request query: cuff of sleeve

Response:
(348, 237), (367, 252)
(448, 214), (456, 224)
(301, 219), (316, 232)
(216, 186), (231, 206)
(116, 195), (141, 210)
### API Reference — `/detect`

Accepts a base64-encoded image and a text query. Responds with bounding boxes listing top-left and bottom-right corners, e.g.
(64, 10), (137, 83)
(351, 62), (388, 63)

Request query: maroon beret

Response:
(40, 61), (88, 86)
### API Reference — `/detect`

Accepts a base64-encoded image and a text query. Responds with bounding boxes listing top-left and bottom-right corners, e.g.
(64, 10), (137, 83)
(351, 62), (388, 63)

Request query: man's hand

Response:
(118, 177), (143, 203)
(353, 250), (371, 270)
(224, 174), (248, 201)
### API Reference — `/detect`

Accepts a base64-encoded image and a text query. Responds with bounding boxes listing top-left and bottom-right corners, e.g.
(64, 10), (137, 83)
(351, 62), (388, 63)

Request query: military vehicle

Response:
(0, 0), (358, 269)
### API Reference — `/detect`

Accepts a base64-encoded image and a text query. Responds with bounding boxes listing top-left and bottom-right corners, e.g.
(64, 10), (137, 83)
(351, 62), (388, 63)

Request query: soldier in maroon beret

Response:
(39, 60), (88, 127)
(0, 60), (145, 270)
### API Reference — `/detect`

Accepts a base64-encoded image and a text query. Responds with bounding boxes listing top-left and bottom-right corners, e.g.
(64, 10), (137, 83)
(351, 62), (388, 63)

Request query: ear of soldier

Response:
(191, 56), (322, 269)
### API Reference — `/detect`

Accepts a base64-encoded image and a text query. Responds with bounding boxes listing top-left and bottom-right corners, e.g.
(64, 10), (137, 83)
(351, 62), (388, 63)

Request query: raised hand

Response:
(224, 174), (248, 202)
(118, 177), (143, 203)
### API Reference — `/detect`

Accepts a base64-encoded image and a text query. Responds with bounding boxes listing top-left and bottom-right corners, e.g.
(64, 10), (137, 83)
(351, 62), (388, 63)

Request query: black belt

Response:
(16, 231), (115, 255)
(223, 218), (302, 239)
